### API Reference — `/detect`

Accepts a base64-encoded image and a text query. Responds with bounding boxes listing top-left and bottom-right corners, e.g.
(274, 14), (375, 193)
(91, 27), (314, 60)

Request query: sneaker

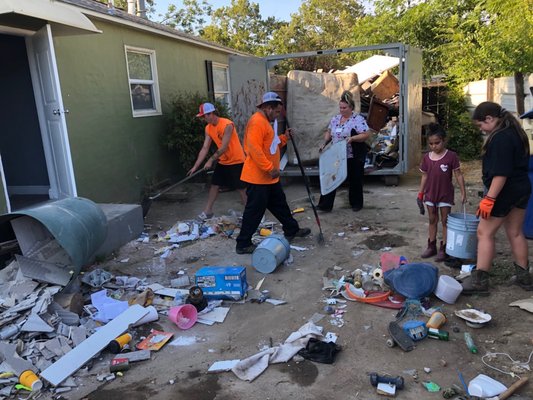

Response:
(236, 244), (256, 254)
(316, 206), (332, 212)
(285, 228), (311, 242)
(198, 211), (214, 220)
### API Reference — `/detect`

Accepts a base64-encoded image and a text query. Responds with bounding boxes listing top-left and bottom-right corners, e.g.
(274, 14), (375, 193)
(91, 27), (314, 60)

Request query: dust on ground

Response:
(70, 160), (532, 400)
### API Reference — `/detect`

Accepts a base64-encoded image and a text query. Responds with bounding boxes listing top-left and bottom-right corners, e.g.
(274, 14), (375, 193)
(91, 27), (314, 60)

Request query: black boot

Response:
(461, 269), (490, 296)
(514, 263), (533, 291)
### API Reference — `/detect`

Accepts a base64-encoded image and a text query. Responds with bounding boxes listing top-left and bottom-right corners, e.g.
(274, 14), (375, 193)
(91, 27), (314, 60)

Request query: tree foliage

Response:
(200, 0), (284, 55)
(157, 0), (212, 33)
(268, 0), (366, 72)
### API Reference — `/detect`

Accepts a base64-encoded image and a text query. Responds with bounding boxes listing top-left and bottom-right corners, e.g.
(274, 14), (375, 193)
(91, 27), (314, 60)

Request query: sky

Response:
(152, 0), (304, 22)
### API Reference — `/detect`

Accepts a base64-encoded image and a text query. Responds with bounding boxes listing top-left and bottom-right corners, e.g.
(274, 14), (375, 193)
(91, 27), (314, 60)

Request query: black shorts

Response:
(491, 193), (530, 217)
(212, 163), (246, 189)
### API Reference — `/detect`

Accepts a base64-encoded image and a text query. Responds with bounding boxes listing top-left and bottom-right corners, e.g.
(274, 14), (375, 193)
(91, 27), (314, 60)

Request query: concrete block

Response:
(95, 204), (143, 258)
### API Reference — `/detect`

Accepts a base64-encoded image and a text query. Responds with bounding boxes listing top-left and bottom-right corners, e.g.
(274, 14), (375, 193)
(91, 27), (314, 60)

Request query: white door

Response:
(26, 24), (77, 199)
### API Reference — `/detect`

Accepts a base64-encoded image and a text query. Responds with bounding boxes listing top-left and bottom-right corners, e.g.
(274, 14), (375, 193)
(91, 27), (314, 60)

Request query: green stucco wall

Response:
(52, 18), (230, 203)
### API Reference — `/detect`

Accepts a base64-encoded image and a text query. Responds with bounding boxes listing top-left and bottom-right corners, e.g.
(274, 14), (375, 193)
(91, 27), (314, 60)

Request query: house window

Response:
(212, 62), (231, 108)
(125, 46), (161, 117)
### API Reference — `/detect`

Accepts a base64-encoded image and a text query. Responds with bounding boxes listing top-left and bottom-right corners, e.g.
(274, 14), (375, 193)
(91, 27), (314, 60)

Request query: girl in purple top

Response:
(418, 123), (466, 261)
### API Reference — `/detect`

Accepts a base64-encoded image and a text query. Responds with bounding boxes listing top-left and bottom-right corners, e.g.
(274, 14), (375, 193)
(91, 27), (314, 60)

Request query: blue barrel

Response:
(252, 234), (290, 274)
(523, 156), (533, 239)
(446, 213), (479, 259)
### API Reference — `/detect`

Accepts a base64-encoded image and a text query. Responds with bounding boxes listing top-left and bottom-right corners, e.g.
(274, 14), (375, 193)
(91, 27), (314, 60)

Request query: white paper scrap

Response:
(169, 336), (197, 346)
(207, 359), (240, 373)
(265, 298), (286, 306)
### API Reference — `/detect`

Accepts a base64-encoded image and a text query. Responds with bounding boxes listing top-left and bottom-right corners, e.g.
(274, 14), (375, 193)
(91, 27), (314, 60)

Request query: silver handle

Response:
(53, 109), (69, 115)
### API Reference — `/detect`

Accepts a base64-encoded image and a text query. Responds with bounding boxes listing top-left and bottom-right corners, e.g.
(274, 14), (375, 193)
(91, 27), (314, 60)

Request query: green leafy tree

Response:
(200, 0), (284, 55)
(268, 0), (366, 72)
(157, 0), (212, 33)
(439, 0), (533, 82)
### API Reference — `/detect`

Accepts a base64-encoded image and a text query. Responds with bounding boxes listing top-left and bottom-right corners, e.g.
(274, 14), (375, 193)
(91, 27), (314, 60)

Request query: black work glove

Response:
(417, 192), (425, 215)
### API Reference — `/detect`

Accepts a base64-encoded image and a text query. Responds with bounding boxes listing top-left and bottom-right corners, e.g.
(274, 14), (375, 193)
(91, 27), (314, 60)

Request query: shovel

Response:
(287, 123), (325, 245)
(141, 168), (207, 216)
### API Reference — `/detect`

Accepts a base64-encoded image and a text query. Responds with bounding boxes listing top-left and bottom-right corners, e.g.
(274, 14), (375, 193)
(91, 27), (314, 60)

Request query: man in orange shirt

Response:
(188, 102), (247, 220)
(236, 92), (310, 254)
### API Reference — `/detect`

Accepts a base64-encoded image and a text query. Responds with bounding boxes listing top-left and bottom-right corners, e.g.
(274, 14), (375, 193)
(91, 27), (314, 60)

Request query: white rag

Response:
(270, 119), (281, 155)
(231, 321), (323, 381)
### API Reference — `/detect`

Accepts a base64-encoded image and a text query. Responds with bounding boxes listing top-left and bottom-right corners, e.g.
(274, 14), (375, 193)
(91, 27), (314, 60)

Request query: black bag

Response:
(350, 128), (369, 162)
(297, 338), (341, 364)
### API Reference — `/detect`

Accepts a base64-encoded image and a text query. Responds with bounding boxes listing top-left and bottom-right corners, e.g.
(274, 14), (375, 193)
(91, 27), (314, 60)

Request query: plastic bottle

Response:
(352, 269), (363, 288)
(426, 311), (447, 329)
(427, 328), (449, 341)
(106, 333), (132, 354)
(464, 332), (478, 354)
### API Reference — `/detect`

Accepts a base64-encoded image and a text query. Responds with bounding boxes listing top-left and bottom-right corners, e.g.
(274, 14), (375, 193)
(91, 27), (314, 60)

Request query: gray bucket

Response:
(252, 234), (290, 274)
(446, 212), (479, 259)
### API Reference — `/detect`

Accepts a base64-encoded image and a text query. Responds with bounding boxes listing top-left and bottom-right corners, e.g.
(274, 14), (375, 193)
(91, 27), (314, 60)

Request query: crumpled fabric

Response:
(297, 338), (341, 364)
(384, 263), (438, 299)
(231, 322), (323, 381)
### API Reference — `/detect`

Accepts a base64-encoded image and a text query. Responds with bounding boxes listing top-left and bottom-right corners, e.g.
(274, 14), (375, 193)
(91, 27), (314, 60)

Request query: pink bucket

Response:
(168, 304), (197, 330)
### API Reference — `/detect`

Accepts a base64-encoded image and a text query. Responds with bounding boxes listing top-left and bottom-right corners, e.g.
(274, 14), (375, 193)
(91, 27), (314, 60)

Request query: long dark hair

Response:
(473, 101), (529, 156)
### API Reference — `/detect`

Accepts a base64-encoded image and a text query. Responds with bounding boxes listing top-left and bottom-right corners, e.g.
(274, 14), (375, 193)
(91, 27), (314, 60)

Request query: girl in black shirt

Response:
(462, 101), (532, 295)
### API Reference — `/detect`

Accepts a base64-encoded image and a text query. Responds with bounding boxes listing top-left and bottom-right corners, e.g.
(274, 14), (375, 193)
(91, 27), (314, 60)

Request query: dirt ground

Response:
(55, 162), (533, 400)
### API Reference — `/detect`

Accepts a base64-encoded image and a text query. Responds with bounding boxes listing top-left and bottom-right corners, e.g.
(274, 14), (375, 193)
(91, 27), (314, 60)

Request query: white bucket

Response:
(446, 212), (479, 259)
(252, 234), (290, 274)
(434, 275), (463, 304)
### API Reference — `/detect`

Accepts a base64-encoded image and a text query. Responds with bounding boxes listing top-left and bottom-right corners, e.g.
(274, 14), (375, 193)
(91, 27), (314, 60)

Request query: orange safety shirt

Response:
(206, 117), (245, 165)
(241, 111), (288, 184)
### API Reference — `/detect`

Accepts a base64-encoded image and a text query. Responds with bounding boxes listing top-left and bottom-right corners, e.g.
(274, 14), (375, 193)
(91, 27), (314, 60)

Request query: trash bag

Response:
(384, 263), (438, 299)
(297, 338), (341, 364)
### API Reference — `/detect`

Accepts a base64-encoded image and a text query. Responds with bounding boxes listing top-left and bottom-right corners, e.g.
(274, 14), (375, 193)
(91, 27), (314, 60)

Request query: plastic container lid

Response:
(434, 275), (463, 304)
(468, 374), (507, 397)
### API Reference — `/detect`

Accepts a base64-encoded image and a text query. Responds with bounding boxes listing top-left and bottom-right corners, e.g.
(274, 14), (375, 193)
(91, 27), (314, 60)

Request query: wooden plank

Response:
(40, 305), (148, 386)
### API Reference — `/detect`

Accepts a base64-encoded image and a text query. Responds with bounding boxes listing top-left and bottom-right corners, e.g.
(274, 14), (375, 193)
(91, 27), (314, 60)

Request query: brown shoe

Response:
(421, 239), (437, 258)
(435, 241), (447, 262)
(514, 263), (533, 291)
(461, 269), (490, 296)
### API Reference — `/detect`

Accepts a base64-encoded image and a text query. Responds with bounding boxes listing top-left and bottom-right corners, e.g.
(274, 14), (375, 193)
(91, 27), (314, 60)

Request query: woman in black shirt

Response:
(462, 101), (532, 295)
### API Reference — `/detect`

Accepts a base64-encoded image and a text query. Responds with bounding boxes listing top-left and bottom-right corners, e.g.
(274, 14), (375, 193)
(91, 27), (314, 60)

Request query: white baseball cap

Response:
(196, 102), (216, 117)
(257, 92), (283, 107)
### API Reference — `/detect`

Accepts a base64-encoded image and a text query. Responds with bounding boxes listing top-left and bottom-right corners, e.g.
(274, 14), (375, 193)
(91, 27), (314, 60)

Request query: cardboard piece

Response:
(509, 298), (533, 313)
(136, 330), (173, 351)
(40, 305), (148, 386)
(16, 255), (72, 286)
(197, 307), (230, 324)
(112, 350), (151, 363)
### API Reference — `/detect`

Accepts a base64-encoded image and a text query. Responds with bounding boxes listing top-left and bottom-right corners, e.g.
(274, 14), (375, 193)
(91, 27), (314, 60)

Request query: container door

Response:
(229, 55), (268, 138)
(403, 45), (423, 173)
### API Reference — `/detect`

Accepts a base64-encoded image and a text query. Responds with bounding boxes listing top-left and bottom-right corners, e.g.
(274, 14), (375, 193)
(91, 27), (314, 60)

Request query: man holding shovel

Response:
(188, 102), (247, 220)
(235, 92), (310, 254)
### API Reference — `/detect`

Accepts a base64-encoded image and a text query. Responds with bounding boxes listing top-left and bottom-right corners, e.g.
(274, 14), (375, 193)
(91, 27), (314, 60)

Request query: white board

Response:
(40, 305), (148, 386)
(319, 141), (347, 195)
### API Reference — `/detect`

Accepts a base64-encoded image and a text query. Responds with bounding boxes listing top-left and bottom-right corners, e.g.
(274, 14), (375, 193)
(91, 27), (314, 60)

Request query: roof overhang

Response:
(0, 0), (101, 34)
